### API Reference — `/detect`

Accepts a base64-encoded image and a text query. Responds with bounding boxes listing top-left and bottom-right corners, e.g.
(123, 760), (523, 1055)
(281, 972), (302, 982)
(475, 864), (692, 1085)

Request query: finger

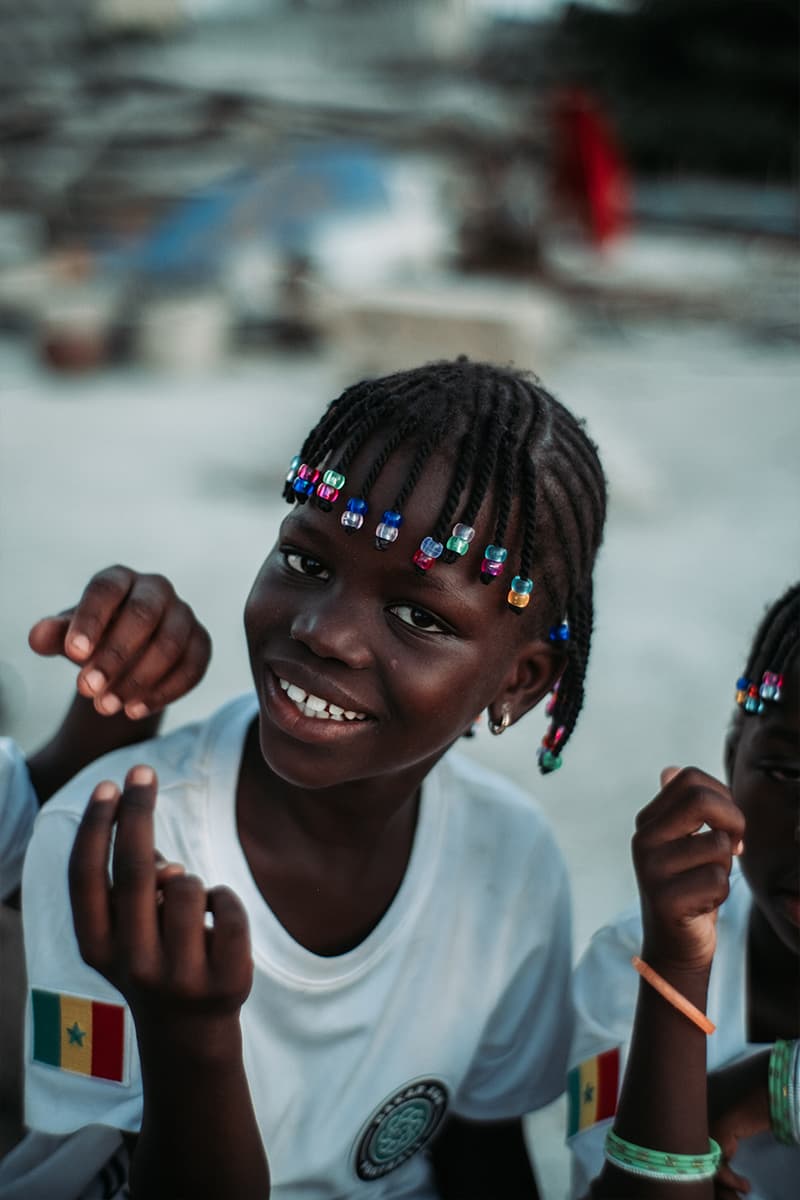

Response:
(111, 765), (160, 974)
(636, 827), (737, 883)
(160, 874), (209, 990)
(660, 765), (680, 789)
(656, 862), (733, 920)
(122, 625), (211, 719)
(68, 781), (119, 969)
(205, 887), (252, 995)
(100, 599), (203, 710)
(65, 566), (136, 670)
(77, 574), (177, 703)
(635, 769), (745, 847)
(28, 612), (74, 658)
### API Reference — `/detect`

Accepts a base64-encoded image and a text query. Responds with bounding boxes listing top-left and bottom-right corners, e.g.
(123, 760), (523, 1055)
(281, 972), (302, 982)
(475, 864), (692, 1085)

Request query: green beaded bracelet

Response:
(769, 1039), (800, 1146)
(604, 1129), (722, 1183)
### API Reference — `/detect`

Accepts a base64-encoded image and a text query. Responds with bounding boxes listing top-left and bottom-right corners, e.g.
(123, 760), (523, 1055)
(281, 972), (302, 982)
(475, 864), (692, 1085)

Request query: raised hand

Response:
(68, 766), (269, 1199)
(632, 767), (745, 973)
(69, 766), (253, 1044)
(29, 565), (211, 721)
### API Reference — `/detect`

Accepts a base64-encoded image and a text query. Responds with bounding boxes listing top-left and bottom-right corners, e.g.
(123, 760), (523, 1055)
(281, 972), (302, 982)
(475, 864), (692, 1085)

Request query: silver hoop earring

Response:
(488, 704), (511, 736)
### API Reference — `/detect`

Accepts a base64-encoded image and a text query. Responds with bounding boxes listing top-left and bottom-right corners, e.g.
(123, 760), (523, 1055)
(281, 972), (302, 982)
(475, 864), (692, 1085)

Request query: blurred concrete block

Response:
(323, 279), (572, 377)
(135, 290), (231, 372)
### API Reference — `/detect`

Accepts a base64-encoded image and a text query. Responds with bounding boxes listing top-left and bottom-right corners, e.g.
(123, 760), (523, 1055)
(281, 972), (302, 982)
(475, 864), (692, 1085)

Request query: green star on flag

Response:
(66, 1021), (86, 1047)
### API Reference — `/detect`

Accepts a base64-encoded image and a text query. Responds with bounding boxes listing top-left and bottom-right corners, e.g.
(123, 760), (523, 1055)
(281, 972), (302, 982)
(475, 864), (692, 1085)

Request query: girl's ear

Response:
(489, 640), (567, 727)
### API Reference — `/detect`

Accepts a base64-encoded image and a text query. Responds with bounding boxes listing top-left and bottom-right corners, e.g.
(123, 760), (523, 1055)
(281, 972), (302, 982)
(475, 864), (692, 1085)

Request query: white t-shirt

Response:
(568, 869), (799, 1199)
(22, 693), (573, 1199)
(0, 737), (38, 899)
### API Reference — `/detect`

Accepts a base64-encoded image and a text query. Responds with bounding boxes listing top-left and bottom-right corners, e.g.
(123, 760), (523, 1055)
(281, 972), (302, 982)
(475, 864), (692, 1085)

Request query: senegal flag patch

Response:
(567, 1047), (619, 1136)
(31, 989), (127, 1084)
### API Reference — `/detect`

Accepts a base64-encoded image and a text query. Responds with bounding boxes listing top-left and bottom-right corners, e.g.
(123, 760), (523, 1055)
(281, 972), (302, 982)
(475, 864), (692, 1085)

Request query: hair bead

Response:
(413, 537), (443, 574)
(315, 468), (346, 512)
(341, 496), (367, 533)
(507, 575), (534, 612)
(375, 509), (403, 550)
(479, 542), (507, 584)
(283, 454), (301, 502)
(442, 523), (475, 563)
(292, 464), (320, 503)
(549, 620), (570, 643)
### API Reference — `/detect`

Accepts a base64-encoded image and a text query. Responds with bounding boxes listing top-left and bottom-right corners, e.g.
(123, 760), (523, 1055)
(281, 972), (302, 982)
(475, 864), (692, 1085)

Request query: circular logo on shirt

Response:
(354, 1078), (449, 1181)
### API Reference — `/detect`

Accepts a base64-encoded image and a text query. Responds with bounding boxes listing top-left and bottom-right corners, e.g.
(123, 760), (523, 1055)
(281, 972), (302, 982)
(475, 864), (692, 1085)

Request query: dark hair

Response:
(727, 581), (800, 773)
(284, 358), (607, 774)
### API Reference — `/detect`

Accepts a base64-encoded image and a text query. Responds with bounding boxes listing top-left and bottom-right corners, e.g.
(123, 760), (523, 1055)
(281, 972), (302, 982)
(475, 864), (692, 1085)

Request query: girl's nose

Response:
(289, 600), (373, 669)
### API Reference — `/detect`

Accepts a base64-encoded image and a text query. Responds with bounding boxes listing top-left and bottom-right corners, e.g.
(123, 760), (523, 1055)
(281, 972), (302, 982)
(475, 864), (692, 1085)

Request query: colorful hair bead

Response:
(537, 747), (562, 774)
(375, 509), (403, 551)
(735, 670), (782, 715)
(759, 671), (783, 702)
(341, 496), (367, 533)
(549, 620), (570, 643)
(442, 523), (475, 564)
(413, 536), (443, 574)
(507, 575), (533, 613)
(292, 464), (320, 503)
(315, 468), (347, 512)
(537, 723), (565, 773)
(545, 681), (560, 717)
(479, 543), (507, 585)
(283, 454), (301, 502)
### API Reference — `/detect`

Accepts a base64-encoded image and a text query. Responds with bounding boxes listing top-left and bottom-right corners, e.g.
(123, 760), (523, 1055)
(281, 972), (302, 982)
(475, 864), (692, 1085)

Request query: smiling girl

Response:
(20, 359), (607, 1200)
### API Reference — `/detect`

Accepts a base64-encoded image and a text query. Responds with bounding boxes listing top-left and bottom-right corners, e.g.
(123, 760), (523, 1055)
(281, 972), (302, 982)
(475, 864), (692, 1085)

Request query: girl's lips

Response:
(261, 669), (374, 745)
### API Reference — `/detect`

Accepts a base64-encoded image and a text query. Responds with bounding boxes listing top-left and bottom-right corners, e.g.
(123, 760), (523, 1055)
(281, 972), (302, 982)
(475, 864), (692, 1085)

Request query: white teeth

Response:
(278, 677), (365, 721)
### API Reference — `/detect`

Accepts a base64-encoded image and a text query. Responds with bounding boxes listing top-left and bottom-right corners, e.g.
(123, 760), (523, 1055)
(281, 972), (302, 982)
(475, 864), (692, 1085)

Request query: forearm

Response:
(26, 696), (162, 805)
(589, 960), (713, 1199)
(133, 1018), (269, 1200)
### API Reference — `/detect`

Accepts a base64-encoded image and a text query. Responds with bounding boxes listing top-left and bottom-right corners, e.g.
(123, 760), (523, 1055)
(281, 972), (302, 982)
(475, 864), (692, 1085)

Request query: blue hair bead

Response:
(421, 536), (443, 558)
(341, 496), (367, 533)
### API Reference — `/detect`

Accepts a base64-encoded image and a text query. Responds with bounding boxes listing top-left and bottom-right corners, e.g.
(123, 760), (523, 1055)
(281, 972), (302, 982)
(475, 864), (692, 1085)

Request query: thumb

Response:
(660, 765), (681, 789)
(28, 613), (73, 658)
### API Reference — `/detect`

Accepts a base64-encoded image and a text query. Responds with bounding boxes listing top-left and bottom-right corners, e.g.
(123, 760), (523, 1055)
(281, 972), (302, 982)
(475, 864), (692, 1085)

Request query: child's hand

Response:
(632, 767), (745, 973)
(69, 766), (253, 1057)
(28, 565), (211, 720)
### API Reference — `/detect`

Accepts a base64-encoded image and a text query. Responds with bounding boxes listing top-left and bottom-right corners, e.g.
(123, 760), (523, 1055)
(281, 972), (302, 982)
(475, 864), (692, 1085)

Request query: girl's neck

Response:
(747, 905), (800, 1042)
(237, 718), (429, 855)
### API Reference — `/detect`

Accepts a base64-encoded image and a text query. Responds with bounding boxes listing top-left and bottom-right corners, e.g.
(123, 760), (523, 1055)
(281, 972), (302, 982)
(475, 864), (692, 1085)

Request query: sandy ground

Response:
(2, 317), (799, 1195)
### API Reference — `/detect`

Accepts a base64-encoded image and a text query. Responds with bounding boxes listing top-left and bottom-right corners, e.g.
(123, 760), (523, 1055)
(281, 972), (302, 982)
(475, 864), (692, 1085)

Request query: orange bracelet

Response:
(632, 956), (716, 1035)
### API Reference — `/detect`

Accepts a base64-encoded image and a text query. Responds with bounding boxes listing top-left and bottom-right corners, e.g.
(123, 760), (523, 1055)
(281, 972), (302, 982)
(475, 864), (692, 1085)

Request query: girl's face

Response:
(730, 649), (800, 954)
(243, 447), (562, 795)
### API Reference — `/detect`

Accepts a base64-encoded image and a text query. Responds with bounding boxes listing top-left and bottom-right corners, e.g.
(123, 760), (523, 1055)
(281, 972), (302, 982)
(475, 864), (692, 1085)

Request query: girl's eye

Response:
(388, 604), (448, 635)
(283, 551), (330, 581)
(764, 764), (800, 784)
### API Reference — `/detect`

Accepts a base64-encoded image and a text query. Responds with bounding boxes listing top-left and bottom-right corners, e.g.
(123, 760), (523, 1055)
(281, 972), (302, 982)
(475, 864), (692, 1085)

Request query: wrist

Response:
(135, 1009), (245, 1070)
(639, 943), (713, 990)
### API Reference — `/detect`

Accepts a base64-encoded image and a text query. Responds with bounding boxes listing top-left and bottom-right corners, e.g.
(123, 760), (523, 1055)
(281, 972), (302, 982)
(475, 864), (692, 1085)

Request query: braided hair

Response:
(284, 358), (607, 775)
(727, 582), (800, 772)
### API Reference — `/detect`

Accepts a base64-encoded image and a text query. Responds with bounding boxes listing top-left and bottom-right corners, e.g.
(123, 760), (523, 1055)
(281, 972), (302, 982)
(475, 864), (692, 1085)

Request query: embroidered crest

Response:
(354, 1078), (448, 1181)
(31, 989), (129, 1085)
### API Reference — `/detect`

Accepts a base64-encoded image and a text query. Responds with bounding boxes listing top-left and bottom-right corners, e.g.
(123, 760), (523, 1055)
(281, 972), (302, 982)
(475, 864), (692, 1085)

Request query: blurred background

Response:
(1, 1), (798, 1193)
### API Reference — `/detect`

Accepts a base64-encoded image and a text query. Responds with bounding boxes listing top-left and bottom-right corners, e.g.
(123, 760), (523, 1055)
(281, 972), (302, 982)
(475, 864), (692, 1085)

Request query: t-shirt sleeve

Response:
(567, 915), (641, 1200)
(22, 804), (143, 1136)
(451, 845), (574, 1121)
(0, 738), (38, 899)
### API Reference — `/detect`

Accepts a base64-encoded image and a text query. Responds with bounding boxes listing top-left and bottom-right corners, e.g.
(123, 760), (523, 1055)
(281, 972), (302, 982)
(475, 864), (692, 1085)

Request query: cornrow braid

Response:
(280, 357), (607, 775)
